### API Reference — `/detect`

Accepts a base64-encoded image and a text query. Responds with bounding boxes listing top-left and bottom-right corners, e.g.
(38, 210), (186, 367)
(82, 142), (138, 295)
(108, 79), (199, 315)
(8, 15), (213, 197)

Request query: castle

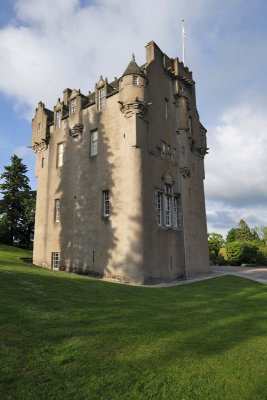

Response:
(31, 41), (209, 284)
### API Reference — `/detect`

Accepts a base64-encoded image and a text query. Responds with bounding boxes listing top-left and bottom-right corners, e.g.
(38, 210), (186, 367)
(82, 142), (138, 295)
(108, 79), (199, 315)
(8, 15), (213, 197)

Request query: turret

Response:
(31, 101), (53, 152)
(119, 54), (148, 117)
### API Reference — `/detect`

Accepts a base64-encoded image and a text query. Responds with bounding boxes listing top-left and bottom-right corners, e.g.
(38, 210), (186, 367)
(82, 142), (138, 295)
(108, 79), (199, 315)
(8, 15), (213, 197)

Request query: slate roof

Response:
(122, 54), (146, 78)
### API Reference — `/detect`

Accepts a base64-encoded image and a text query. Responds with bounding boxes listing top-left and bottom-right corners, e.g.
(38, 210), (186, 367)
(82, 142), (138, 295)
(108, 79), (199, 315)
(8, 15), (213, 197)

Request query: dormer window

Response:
(37, 123), (41, 132)
(71, 98), (76, 113)
(56, 111), (61, 129)
(98, 88), (105, 110)
(133, 76), (138, 86)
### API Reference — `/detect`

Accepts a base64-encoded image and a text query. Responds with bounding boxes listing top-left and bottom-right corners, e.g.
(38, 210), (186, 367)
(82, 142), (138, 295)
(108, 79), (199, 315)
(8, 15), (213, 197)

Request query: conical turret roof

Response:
(122, 54), (145, 78)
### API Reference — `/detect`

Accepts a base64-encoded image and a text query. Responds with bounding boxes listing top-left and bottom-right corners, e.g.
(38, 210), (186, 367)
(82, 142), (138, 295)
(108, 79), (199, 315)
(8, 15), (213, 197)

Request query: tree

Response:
(235, 219), (253, 242)
(0, 214), (9, 244)
(226, 228), (237, 243)
(0, 155), (33, 246)
(208, 233), (225, 257)
(252, 226), (267, 245)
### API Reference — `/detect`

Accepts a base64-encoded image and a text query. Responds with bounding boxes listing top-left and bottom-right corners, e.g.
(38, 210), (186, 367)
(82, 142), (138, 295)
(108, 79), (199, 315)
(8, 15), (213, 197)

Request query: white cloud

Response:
(205, 103), (267, 207)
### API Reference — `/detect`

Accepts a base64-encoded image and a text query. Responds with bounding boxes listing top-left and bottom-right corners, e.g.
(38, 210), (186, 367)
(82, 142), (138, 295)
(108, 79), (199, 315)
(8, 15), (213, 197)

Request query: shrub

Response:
(256, 246), (267, 266)
(226, 241), (258, 265)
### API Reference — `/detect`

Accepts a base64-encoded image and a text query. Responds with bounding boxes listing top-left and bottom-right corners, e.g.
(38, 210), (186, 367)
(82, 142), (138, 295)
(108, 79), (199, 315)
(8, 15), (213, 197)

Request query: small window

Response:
(103, 190), (110, 217)
(56, 111), (61, 129)
(165, 184), (171, 194)
(37, 123), (41, 132)
(41, 158), (44, 168)
(71, 98), (76, 113)
(165, 98), (168, 119)
(98, 88), (105, 110)
(161, 141), (166, 153)
(57, 143), (63, 167)
(182, 146), (185, 155)
(157, 192), (162, 226)
(133, 76), (138, 86)
(189, 116), (192, 135)
(90, 130), (98, 156)
(173, 197), (178, 228)
(52, 252), (59, 270)
(55, 199), (60, 222)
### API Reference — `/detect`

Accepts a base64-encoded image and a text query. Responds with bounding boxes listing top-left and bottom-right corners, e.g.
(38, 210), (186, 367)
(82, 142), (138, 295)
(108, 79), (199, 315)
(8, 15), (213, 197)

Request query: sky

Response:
(0, 0), (267, 237)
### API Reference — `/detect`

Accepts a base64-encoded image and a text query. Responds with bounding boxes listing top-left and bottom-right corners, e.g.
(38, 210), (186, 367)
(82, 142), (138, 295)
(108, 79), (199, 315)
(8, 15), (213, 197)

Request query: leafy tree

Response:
(0, 155), (33, 246)
(252, 226), (267, 245)
(226, 241), (258, 265)
(226, 228), (237, 243)
(208, 233), (225, 257)
(235, 219), (253, 242)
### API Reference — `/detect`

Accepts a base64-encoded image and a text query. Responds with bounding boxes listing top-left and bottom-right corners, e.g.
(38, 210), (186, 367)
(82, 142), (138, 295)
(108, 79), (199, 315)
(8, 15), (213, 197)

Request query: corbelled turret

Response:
(119, 54), (148, 118)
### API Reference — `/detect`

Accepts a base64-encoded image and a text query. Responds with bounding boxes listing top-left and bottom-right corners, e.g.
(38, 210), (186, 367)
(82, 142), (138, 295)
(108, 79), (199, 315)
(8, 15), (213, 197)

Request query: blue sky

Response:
(0, 0), (267, 236)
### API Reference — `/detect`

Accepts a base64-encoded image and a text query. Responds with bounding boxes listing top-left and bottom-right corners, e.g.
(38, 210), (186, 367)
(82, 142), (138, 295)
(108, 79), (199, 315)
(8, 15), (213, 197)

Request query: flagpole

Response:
(182, 20), (185, 64)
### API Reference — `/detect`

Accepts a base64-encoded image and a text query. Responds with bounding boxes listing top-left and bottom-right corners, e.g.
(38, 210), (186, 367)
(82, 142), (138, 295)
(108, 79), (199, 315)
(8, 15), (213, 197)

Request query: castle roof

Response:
(122, 54), (145, 78)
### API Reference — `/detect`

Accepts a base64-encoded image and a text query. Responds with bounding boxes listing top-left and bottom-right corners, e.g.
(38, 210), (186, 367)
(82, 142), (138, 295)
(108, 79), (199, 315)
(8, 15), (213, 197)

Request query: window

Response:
(164, 195), (171, 227)
(103, 190), (110, 217)
(56, 111), (61, 129)
(164, 185), (171, 226)
(41, 157), (44, 168)
(173, 197), (178, 228)
(165, 98), (168, 119)
(98, 88), (105, 110)
(55, 199), (60, 222)
(161, 141), (166, 153)
(71, 98), (76, 113)
(57, 143), (63, 167)
(90, 130), (98, 156)
(189, 116), (192, 135)
(157, 192), (162, 226)
(52, 252), (59, 270)
(37, 123), (41, 132)
(133, 76), (138, 86)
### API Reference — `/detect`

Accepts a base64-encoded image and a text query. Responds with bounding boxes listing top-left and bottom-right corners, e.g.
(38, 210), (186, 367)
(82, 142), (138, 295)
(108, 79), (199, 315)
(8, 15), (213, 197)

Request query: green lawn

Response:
(0, 245), (266, 400)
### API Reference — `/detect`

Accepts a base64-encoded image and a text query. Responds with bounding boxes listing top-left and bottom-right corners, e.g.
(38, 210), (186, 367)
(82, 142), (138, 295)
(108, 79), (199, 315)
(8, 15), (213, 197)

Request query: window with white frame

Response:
(37, 123), (41, 132)
(133, 76), (138, 86)
(55, 199), (60, 222)
(71, 98), (76, 113)
(98, 87), (105, 110)
(90, 130), (98, 156)
(57, 142), (63, 167)
(165, 98), (168, 119)
(157, 192), (163, 226)
(52, 252), (59, 270)
(56, 111), (61, 129)
(103, 190), (110, 217)
(164, 185), (171, 227)
(173, 197), (178, 228)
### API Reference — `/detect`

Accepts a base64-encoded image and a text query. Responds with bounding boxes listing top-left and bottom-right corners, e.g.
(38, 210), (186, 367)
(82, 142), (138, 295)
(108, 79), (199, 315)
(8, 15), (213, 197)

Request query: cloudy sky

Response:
(0, 0), (267, 237)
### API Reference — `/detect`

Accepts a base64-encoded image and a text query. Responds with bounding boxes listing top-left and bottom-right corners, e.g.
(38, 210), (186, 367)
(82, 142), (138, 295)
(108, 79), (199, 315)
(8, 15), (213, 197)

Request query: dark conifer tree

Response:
(0, 155), (33, 246)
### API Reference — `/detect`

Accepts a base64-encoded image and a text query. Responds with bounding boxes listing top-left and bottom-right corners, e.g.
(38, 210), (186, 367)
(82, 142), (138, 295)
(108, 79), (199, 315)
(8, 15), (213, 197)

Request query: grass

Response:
(0, 245), (266, 400)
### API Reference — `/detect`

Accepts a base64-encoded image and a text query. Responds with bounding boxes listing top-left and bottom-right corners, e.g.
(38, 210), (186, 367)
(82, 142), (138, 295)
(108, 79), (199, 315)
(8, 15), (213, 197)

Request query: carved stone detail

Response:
(32, 141), (48, 153)
(69, 124), (83, 138)
(180, 166), (191, 178)
(188, 137), (208, 159)
(119, 99), (147, 118)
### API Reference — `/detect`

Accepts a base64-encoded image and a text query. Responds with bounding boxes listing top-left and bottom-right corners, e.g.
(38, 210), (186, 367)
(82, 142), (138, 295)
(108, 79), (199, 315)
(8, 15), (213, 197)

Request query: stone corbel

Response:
(69, 124), (83, 138)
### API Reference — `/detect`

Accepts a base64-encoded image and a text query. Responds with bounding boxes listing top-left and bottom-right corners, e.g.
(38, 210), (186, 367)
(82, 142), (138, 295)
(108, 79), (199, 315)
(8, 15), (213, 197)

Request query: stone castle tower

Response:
(31, 41), (209, 284)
